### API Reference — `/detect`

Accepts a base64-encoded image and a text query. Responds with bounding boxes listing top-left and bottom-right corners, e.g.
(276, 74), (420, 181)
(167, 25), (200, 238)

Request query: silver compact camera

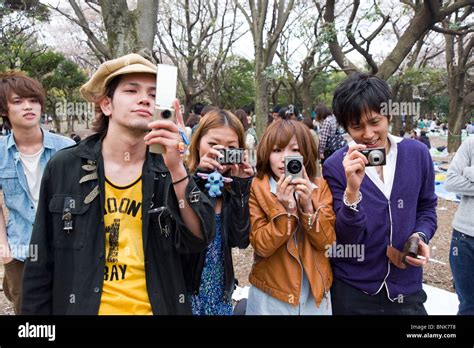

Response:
(359, 147), (386, 166)
(284, 155), (303, 180)
(217, 148), (244, 165)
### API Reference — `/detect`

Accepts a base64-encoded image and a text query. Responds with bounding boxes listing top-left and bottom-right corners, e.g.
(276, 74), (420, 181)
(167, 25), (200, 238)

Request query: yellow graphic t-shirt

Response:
(98, 176), (152, 315)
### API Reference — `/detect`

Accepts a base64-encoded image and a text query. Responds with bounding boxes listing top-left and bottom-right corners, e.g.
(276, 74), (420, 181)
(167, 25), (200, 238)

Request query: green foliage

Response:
(319, 23), (337, 44)
(218, 56), (256, 109)
(311, 71), (346, 106)
(1, 0), (50, 20)
(389, 67), (448, 117)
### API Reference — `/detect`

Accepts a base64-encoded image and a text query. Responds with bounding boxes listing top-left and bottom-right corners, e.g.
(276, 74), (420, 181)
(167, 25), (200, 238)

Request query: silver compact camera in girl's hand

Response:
(285, 155), (304, 180)
(358, 148), (386, 166)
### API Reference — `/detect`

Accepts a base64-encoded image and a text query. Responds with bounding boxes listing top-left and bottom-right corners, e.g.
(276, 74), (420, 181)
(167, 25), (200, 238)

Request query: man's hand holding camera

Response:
(144, 99), (187, 174)
(343, 144), (368, 203)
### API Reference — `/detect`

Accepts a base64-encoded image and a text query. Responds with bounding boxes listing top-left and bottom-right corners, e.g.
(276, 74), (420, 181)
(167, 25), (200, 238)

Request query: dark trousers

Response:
(2, 259), (25, 315)
(331, 277), (428, 315)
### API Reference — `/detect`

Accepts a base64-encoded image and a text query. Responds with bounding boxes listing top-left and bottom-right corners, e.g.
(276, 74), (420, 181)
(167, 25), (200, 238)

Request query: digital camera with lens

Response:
(285, 155), (303, 180)
(358, 147), (386, 166)
(150, 64), (178, 154)
(217, 148), (244, 165)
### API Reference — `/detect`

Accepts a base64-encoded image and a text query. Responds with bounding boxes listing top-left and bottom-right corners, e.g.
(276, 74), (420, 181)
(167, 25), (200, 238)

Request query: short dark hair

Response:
(332, 72), (391, 131)
(272, 105), (281, 114)
(278, 105), (299, 120)
(242, 105), (253, 115)
(0, 71), (46, 128)
(192, 102), (205, 115)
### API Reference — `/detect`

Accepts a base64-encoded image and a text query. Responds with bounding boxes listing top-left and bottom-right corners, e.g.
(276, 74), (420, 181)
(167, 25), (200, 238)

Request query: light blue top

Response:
(0, 129), (75, 260)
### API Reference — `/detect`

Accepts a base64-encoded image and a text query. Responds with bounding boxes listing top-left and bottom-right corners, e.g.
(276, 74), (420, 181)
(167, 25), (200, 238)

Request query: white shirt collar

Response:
(348, 133), (403, 200)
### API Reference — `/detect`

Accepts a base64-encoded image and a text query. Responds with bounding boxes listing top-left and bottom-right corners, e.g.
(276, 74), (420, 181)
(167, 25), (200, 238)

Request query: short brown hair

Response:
(0, 71), (46, 128)
(187, 109), (245, 172)
(256, 119), (318, 179)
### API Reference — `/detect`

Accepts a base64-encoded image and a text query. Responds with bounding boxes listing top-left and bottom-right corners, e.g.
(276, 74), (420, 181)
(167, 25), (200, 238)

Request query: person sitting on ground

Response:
(418, 130), (431, 149)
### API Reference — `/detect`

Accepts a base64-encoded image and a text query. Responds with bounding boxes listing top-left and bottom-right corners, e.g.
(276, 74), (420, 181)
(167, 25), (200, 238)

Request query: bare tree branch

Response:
(48, 0), (111, 59)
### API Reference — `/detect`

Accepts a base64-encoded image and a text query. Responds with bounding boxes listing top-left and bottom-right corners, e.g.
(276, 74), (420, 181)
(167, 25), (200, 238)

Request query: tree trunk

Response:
(53, 115), (61, 134)
(447, 104), (463, 153)
(443, 18), (471, 153)
(184, 92), (194, 122)
(99, 0), (157, 58)
(300, 78), (313, 118)
(255, 71), (269, 138)
(66, 114), (72, 134)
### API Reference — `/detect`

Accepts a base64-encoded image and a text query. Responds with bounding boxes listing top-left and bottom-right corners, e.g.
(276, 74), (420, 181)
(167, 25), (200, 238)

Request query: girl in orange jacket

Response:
(246, 119), (336, 315)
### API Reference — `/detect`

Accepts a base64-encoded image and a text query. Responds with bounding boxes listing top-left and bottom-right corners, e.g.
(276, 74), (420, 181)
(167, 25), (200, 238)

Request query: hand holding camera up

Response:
(145, 99), (187, 173)
(227, 150), (254, 178)
(276, 175), (297, 214)
(278, 157), (314, 214)
(199, 145), (253, 178)
(343, 144), (368, 202)
(291, 167), (316, 214)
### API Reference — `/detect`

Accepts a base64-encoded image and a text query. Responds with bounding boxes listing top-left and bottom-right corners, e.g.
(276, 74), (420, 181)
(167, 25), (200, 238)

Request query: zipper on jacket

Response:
(270, 211), (297, 236)
(310, 204), (328, 308)
(287, 218), (304, 308)
(314, 204), (326, 233)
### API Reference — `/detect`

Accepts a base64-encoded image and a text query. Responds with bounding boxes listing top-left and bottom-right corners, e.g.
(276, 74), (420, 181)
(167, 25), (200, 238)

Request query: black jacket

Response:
(181, 169), (252, 303)
(21, 134), (215, 315)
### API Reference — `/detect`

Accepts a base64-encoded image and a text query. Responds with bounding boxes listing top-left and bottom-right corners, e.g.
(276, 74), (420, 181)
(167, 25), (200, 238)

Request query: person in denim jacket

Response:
(0, 71), (74, 314)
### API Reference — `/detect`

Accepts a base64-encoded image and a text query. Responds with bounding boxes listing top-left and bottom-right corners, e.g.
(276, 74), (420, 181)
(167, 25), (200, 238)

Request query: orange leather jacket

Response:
(249, 175), (336, 307)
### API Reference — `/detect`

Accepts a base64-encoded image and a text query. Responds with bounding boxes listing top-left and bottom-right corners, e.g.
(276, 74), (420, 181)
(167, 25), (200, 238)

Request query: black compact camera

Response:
(359, 147), (386, 166)
(217, 148), (244, 165)
(285, 155), (303, 180)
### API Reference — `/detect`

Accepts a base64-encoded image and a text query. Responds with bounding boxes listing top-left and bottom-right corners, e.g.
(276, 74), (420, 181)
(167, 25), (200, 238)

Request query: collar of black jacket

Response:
(70, 133), (169, 173)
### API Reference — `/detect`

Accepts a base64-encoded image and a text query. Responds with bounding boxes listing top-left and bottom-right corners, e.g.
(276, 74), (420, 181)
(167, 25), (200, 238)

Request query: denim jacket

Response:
(0, 129), (74, 260)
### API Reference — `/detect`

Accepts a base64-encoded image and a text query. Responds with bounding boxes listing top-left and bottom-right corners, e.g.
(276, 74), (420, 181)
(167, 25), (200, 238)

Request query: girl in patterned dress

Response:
(184, 109), (254, 315)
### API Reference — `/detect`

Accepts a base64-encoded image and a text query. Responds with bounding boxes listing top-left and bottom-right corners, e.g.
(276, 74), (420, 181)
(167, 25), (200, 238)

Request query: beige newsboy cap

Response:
(80, 53), (156, 102)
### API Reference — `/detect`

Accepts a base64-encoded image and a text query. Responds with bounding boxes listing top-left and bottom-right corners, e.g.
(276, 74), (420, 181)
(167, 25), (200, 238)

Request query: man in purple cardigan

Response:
(323, 73), (437, 315)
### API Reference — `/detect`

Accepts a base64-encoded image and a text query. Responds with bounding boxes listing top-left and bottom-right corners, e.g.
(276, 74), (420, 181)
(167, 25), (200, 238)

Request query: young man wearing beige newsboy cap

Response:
(21, 53), (215, 315)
